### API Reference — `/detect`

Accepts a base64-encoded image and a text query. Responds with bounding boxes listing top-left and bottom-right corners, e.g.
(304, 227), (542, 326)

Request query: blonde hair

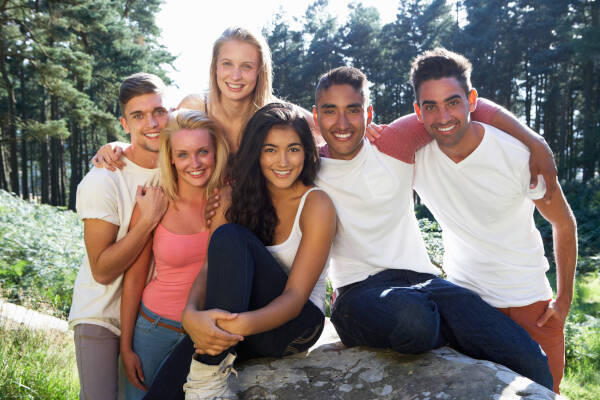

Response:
(159, 110), (229, 202)
(208, 27), (276, 124)
(178, 93), (205, 111)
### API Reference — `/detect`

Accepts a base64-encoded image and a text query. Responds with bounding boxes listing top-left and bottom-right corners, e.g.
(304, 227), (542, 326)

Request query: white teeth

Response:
(274, 170), (291, 176)
(228, 83), (242, 89)
(189, 170), (204, 176)
(334, 132), (351, 139)
(437, 125), (456, 132)
(145, 133), (159, 138)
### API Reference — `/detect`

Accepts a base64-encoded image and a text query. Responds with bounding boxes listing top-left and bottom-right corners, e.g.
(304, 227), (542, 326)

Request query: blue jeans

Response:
(125, 302), (186, 400)
(330, 269), (553, 390)
(143, 224), (325, 400)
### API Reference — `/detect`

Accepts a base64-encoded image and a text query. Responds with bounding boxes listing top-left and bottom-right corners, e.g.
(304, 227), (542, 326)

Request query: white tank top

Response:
(266, 187), (328, 314)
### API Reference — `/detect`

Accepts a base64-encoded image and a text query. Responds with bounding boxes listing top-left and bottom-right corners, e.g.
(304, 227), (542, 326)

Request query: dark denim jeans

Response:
(330, 268), (553, 390)
(143, 223), (324, 400)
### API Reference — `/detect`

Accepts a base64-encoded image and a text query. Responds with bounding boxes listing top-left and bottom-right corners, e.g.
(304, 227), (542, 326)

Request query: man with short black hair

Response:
(68, 73), (169, 399)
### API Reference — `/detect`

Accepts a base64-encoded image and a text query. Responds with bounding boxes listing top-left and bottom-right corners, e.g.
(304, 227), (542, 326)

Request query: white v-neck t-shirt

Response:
(414, 123), (552, 307)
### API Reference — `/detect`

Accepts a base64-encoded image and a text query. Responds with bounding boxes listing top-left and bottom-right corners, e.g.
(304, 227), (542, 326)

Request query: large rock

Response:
(231, 320), (564, 400)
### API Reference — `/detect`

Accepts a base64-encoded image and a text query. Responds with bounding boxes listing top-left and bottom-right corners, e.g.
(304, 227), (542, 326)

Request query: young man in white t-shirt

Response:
(312, 66), (554, 390)
(68, 73), (169, 400)
(408, 48), (577, 393)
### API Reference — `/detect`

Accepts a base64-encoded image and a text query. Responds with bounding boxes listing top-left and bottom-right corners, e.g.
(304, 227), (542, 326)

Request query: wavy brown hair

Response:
(227, 103), (319, 245)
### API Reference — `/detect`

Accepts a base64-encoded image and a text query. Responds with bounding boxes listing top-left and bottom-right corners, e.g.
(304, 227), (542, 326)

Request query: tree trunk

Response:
(40, 98), (49, 204)
(0, 30), (20, 195)
(581, 0), (598, 182)
(20, 66), (29, 199)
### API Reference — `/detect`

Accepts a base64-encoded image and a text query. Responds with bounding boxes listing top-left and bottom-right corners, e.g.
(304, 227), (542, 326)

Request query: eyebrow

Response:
(421, 94), (462, 106)
(319, 103), (362, 109)
(262, 142), (303, 147)
(128, 107), (166, 117)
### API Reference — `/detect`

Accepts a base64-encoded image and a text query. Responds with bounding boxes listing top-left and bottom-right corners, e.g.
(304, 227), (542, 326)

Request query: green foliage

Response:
(0, 190), (83, 318)
(561, 272), (600, 399)
(0, 320), (78, 399)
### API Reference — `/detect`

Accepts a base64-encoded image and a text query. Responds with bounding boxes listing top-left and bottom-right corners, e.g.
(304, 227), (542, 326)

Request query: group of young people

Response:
(68, 26), (576, 400)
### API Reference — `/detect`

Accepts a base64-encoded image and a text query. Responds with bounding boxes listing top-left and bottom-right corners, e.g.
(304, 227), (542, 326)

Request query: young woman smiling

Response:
(119, 110), (229, 399)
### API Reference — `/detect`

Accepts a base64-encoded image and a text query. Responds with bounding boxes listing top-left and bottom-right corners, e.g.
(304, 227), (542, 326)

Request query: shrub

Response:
(0, 190), (83, 318)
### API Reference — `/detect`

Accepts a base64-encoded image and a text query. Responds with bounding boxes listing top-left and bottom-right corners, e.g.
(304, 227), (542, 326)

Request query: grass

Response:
(560, 272), (600, 399)
(0, 318), (79, 399)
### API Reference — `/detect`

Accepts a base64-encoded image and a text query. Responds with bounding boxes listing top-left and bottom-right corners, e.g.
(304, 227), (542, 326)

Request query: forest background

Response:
(0, 0), (599, 399)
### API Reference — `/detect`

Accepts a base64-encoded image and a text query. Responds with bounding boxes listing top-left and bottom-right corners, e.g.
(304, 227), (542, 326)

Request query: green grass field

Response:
(0, 319), (79, 399)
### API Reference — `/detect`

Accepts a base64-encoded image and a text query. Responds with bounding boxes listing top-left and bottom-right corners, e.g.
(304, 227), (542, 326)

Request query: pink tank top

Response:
(142, 224), (209, 321)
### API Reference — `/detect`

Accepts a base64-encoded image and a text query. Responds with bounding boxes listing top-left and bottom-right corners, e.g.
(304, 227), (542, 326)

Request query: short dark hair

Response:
(315, 66), (370, 105)
(410, 48), (472, 102)
(228, 102), (319, 245)
(119, 73), (166, 115)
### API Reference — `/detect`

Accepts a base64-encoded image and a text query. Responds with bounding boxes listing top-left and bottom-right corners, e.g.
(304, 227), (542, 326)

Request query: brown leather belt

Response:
(139, 308), (186, 334)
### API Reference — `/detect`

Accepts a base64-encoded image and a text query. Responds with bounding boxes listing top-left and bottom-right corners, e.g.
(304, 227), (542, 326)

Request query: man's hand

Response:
(121, 349), (147, 391)
(136, 186), (168, 230)
(91, 144), (125, 171)
(182, 308), (244, 356)
(536, 298), (570, 328)
(204, 188), (221, 227)
(365, 123), (387, 143)
(528, 138), (557, 204)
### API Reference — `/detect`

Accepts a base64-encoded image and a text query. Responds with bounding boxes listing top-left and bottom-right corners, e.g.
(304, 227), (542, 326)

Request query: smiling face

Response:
(414, 77), (478, 151)
(313, 84), (372, 160)
(171, 129), (216, 189)
(215, 40), (260, 102)
(120, 93), (168, 153)
(259, 126), (305, 193)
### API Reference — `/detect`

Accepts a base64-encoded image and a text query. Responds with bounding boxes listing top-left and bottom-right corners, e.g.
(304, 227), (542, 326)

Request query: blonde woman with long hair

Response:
(119, 110), (229, 399)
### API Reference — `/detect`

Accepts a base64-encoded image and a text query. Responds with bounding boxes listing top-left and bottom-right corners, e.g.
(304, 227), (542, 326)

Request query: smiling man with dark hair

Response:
(409, 48), (577, 393)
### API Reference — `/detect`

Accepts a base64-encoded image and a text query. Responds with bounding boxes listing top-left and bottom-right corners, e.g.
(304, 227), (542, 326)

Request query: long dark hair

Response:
(227, 102), (319, 245)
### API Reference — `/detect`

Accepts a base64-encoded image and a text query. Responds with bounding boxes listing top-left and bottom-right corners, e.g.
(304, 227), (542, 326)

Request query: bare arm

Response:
(120, 205), (153, 391)
(85, 185), (167, 285)
(533, 181), (577, 327)
(218, 190), (336, 336)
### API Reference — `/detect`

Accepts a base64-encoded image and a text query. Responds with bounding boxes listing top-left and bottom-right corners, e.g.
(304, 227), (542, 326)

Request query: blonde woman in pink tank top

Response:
(119, 110), (229, 399)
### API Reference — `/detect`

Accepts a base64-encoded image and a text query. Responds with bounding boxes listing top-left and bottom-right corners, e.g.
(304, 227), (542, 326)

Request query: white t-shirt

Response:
(267, 187), (328, 314)
(316, 140), (438, 290)
(414, 123), (553, 307)
(68, 157), (160, 335)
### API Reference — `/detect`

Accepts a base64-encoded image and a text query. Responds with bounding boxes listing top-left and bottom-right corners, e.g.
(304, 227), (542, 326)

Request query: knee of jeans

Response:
(389, 303), (440, 354)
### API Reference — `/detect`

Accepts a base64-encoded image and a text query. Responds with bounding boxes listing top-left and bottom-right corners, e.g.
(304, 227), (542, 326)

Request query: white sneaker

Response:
(184, 353), (238, 400)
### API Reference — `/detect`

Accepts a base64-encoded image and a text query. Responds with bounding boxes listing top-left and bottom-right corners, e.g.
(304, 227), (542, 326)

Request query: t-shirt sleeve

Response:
(472, 97), (501, 124)
(76, 169), (120, 226)
(518, 160), (547, 200)
(373, 113), (432, 163)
